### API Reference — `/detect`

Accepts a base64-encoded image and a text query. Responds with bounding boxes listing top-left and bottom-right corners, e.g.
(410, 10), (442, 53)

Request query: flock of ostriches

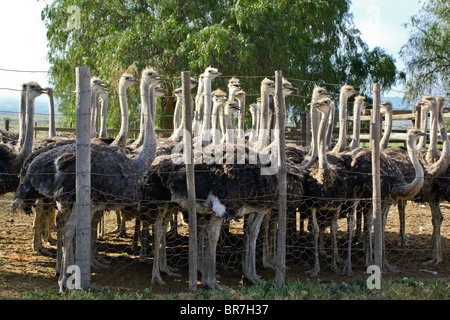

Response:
(0, 66), (448, 292)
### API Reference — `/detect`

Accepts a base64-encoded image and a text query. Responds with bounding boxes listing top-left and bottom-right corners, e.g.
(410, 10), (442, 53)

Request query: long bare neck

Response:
(173, 97), (182, 132)
(426, 107), (439, 163)
(99, 93), (108, 138)
(212, 100), (225, 145)
(47, 90), (56, 137)
(17, 94), (36, 165)
(193, 76), (204, 138)
(380, 109), (392, 150)
(237, 96), (245, 139)
(257, 90), (271, 152)
(90, 89), (99, 138)
(349, 100), (363, 150)
(112, 84), (129, 147)
(132, 80), (156, 174)
(318, 109), (331, 171)
(426, 106), (450, 177)
(392, 134), (424, 199)
(18, 87), (27, 148)
(331, 92), (350, 153)
(201, 78), (213, 142)
(418, 109), (428, 148)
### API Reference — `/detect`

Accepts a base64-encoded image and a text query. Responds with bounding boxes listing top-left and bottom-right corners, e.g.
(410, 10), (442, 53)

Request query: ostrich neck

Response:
(237, 96), (245, 139)
(112, 85), (129, 147)
(132, 80), (156, 174)
(48, 91), (56, 137)
(418, 109), (428, 148)
(318, 109), (331, 171)
(350, 101), (363, 150)
(212, 101), (225, 145)
(201, 79), (213, 142)
(18, 87), (27, 148)
(332, 93), (349, 153)
(90, 89), (99, 138)
(193, 77), (204, 138)
(99, 93), (108, 138)
(393, 134), (424, 199)
(426, 107), (439, 162)
(426, 106), (450, 177)
(257, 90), (271, 151)
(172, 97), (182, 135)
(380, 109), (392, 150)
(17, 94), (36, 165)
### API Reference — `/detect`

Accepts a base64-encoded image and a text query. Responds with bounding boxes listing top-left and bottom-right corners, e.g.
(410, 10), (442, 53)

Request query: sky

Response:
(0, 0), (422, 99)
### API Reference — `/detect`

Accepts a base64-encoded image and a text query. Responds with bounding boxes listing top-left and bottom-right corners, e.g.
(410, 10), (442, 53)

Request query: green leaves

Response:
(42, 0), (398, 129)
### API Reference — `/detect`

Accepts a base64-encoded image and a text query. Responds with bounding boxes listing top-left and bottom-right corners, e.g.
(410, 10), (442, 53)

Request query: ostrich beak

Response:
(312, 102), (324, 108)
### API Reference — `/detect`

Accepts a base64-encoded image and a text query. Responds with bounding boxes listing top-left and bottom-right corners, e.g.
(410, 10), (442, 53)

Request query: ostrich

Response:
(131, 68), (165, 148)
(302, 98), (357, 277)
(256, 78), (276, 152)
(224, 77), (241, 136)
(170, 78), (198, 142)
(200, 66), (222, 143)
(0, 82), (45, 196)
(388, 95), (449, 260)
(110, 73), (139, 148)
(300, 86), (332, 169)
(331, 85), (359, 153)
(13, 68), (163, 291)
(89, 77), (106, 138)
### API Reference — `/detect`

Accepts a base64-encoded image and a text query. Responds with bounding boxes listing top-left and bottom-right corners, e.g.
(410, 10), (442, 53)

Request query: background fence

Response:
(0, 67), (448, 294)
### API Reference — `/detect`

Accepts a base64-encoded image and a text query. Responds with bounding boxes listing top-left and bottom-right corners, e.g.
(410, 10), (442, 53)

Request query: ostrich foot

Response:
(383, 260), (402, 274)
(151, 273), (166, 285)
(341, 261), (353, 277)
(162, 266), (182, 278)
(244, 274), (262, 285)
(306, 266), (320, 278)
(91, 257), (109, 269)
(37, 247), (56, 257)
(332, 262), (344, 276)
(422, 256), (442, 266)
(397, 238), (409, 248)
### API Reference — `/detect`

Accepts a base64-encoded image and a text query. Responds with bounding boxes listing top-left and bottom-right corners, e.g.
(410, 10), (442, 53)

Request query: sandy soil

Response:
(0, 192), (448, 298)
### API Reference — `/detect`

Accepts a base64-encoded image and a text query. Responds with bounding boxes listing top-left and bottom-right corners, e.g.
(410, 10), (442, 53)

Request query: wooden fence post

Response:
(182, 71), (197, 291)
(75, 66), (91, 290)
(371, 83), (382, 272)
(275, 70), (287, 287)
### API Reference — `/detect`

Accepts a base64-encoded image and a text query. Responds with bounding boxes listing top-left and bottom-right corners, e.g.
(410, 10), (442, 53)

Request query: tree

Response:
(41, 0), (398, 130)
(400, 0), (449, 103)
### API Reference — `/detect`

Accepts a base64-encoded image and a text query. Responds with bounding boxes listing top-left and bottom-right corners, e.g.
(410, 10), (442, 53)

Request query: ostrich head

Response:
(190, 77), (198, 89)
(203, 66), (221, 80)
(282, 78), (298, 96)
(380, 101), (392, 114)
(261, 78), (275, 95)
(224, 100), (240, 115)
(173, 87), (182, 98)
(154, 86), (166, 98)
(26, 82), (46, 98)
(141, 67), (165, 84)
(312, 86), (332, 101)
(119, 73), (139, 89)
(420, 95), (437, 113)
(91, 77), (106, 93)
(228, 77), (241, 94)
(234, 90), (246, 102)
(340, 84), (359, 99)
(312, 97), (333, 113)
(212, 88), (227, 103)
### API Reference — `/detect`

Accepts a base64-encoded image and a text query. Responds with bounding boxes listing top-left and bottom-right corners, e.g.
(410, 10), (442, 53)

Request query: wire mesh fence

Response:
(0, 67), (449, 296)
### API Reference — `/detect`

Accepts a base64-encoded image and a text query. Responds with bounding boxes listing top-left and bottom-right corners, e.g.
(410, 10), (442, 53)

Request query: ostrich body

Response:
(13, 68), (162, 291)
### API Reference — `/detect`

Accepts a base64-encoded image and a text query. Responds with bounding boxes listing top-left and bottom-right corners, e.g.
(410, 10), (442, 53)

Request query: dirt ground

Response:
(0, 192), (448, 299)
